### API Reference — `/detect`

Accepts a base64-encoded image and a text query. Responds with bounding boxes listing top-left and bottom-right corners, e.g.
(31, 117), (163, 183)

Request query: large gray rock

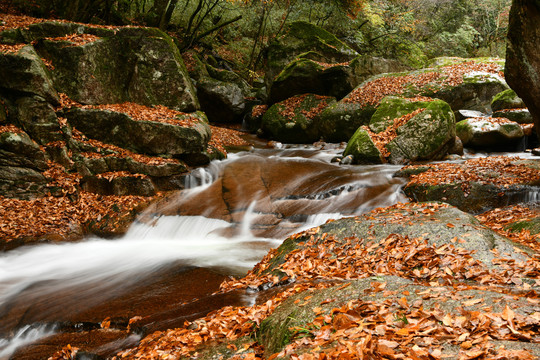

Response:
(456, 117), (524, 149)
(397, 158), (540, 213)
(15, 96), (63, 145)
(252, 202), (531, 282)
(0, 45), (59, 105)
(505, 0), (540, 137)
(65, 108), (211, 157)
(34, 27), (198, 111)
(196, 77), (246, 123)
(0, 129), (49, 199)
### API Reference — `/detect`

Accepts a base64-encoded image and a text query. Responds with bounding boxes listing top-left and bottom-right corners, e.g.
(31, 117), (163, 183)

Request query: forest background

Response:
(4, 0), (511, 75)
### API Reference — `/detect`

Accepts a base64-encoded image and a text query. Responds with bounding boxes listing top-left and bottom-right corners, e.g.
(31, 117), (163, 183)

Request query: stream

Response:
(3, 140), (525, 359)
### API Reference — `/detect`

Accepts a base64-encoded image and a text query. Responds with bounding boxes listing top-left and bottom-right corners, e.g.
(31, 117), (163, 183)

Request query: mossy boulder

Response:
(266, 21), (358, 88)
(34, 27), (198, 111)
(65, 108), (211, 158)
(342, 128), (383, 164)
(0, 45), (59, 105)
(491, 89), (526, 111)
(343, 98), (455, 164)
(260, 94), (336, 143)
(268, 53), (357, 104)
(268, 50), (410, 105)
(315, 100), (377, 143)
(368, 96), (435, 133)
(456, 117), (524, 150)
(386, 99), (456, 164)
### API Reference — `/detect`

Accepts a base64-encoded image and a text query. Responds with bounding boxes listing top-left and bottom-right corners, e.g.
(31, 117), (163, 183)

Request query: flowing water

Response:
(9, 143), (531, 359)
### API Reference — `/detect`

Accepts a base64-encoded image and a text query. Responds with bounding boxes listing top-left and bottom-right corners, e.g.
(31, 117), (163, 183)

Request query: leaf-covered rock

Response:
(65, 107), (211, 158)
(260, 94), (335, 143)
(456, 117), (524, 150)
(398, 156), (540, 213)
(343, 97), (455, 164)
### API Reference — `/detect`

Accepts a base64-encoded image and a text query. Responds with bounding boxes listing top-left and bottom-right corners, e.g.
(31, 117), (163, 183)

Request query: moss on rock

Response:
(260, 94), (336, 143)
(491, 89), (526, 112)
(342, 128), (383, 164)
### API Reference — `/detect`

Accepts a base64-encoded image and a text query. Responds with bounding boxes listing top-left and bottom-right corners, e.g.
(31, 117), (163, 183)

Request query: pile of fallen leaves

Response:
(0, 43), (26, 53)
(313, 60), (351, 70)
(0, 191), (151, 242)
(45, 33), (100, 46)
(80, 102), (199, 127)
(0, 124), (24, 134)
(220, 231), (539, 294)
(276, 285), (538, 360)
(467, 117), (515, 125)
(403, 156), (540, 195)
(278, 94), (330, 120)
(252, 105), (268, 118)
(477, 205), (540, 253)
(0, 13), (47, 32)
(208, 125), (252, 155)
(364, 108), (426, 158)
(70, 128), (181, 166)
(344, 61), (502, 107)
